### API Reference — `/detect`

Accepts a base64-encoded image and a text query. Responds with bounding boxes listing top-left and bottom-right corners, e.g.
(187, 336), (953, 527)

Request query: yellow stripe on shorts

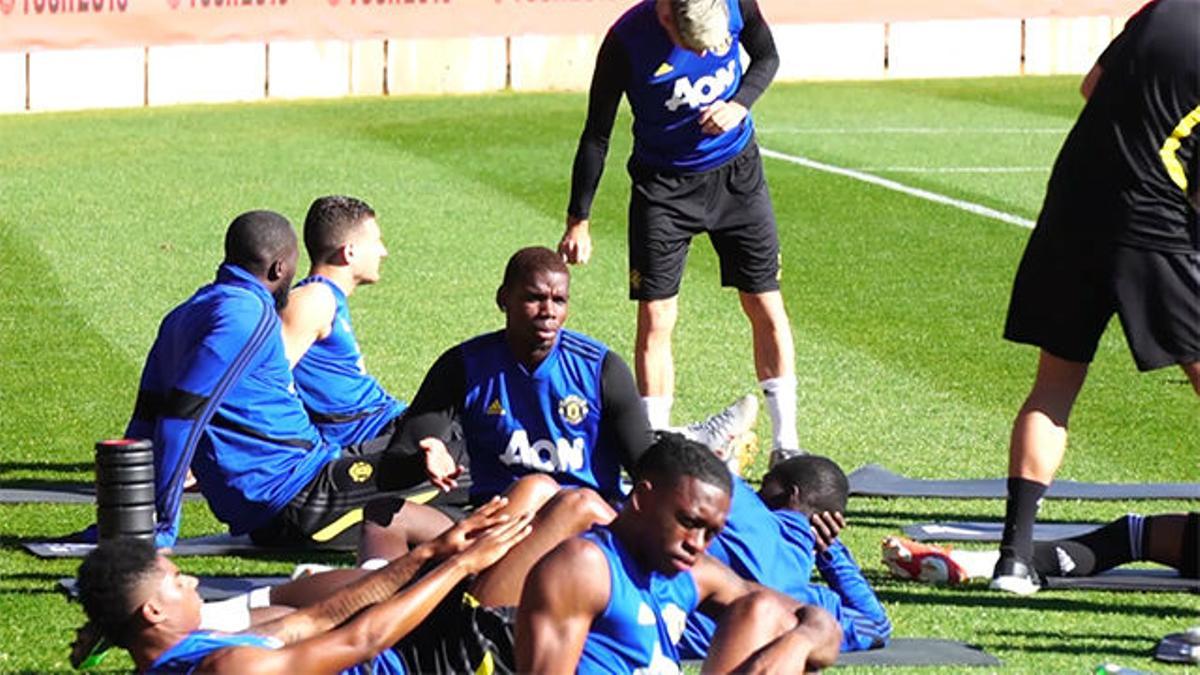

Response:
(311, 507), (363, 542)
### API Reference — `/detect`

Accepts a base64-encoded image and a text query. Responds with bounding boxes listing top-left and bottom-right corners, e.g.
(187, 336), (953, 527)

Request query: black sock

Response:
(1031, 514), (1139, 577)
(999, 477), (1047, 562)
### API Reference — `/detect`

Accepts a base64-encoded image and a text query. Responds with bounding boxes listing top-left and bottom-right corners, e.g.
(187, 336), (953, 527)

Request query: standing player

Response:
(994, 0), (1199, 594)
(559, 0), (804, 465)
(280, 195), (406, 448)
(516, 433), (841, 672)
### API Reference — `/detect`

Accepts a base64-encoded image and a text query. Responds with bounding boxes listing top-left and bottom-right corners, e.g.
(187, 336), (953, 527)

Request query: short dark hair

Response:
(766, 455), (848, 513)
(633, 431), (732, 496)
(500, 246), (568, 292)
(223, 210), (296, 277)
(303, 195), (377, 263)
(76, 538), (160, 649)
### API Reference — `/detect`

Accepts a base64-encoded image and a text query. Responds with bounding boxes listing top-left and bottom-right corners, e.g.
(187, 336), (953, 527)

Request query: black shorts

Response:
(1004, 223), (1200, 370)
(393, 584), (517, 675)
(249, 422), (470, 550)
(627, 141), (781, 301)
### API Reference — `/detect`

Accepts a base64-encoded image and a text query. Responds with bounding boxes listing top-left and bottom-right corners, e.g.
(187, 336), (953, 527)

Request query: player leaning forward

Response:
(560, 0), (805, 464)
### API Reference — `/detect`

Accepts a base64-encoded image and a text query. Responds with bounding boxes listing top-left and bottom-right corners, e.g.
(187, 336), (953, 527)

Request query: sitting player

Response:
(884, 512), (1199, 585)
(680, 454), (891, 657)
(120, 210), (459, 549)
(361, 246), (756, 556)
(280, 195), (408, 448)
(517, 433), (842, 673)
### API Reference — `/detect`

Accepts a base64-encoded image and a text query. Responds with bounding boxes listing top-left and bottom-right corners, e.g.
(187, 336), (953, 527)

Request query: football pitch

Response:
(0, 75), (1196, 672)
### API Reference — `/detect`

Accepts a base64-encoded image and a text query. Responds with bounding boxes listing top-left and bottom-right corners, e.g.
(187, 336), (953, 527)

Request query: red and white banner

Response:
(0, 0), (1149, 52)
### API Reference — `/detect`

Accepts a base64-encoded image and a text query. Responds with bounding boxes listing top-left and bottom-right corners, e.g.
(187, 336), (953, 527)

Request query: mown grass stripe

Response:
(760, 146), (1037, 229)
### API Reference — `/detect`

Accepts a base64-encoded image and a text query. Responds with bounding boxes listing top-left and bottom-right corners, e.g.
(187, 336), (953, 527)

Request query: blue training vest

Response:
(149, 630), (404, 674)
(291, 275), (405, 447)
(458, 329), (621, 502)
(613, 0), (752, 173)
(578, 527), (699, 674)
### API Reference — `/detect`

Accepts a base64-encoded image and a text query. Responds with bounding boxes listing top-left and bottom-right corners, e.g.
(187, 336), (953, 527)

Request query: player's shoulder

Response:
(283, 279), (337, 318)
(558, 329), (609, 361)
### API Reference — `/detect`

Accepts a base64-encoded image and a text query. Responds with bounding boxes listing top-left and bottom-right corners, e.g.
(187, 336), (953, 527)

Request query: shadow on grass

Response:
(0, 570), (71, 595)
(876, 586), (1187, 619)
(0, 461), (95, 474)
(973, 628), (1157, 659)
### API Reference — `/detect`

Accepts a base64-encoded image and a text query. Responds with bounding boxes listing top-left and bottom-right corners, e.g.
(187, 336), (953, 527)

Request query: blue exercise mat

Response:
(849, 464), (1200, 500)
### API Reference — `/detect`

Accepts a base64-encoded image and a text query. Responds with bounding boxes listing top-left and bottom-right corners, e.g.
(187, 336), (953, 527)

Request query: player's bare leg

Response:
(636, 296), (679, 428)
(994, 350), (1090, 593)
(739, 290), (799, 459)
(703, 591), (839, 673)
(470, 487), (616, 607)
(1008, 351), (1089, 484)
(1181, 361), (1200, 396)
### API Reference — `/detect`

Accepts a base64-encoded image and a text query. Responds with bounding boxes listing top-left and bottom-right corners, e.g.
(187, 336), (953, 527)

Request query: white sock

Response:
(200, 594), (253, 631)
(760, 376), (799, 450)
(642, 396), (673, 429)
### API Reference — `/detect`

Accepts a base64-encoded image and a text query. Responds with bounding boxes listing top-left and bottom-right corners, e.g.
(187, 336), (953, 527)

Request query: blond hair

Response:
(669, 0), (731, 54)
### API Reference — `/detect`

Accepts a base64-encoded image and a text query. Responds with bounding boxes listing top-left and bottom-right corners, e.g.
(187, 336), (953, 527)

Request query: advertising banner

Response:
(0, 0), (1149, 52)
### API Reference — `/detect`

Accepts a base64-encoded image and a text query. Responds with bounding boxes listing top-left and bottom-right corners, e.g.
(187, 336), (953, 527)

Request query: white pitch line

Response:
(857, 166), (1047, 174)
(763, 126), (1065, 133)
(760, 147), (1036, 229)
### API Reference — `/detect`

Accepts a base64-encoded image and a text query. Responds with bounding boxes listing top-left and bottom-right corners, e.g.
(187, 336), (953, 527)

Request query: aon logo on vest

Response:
(664, 61), (736, 112)
(501, 430), (586, 472)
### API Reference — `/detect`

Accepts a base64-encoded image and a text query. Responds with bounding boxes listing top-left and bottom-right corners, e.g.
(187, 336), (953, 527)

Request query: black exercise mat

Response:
(902, 521), (1097, 542)
(849, 464), (1200, 500)
(835, 638), (1000, 667)
(1043, 569), (1199, 593)
(24, 532), (352, 558)
(59, 575), (290, 601)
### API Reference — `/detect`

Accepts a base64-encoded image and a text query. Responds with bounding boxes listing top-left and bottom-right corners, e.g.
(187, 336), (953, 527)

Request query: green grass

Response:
(0, 76), (1196, 672)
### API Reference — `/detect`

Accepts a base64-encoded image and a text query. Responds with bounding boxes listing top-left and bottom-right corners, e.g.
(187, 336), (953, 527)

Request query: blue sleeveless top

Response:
(578, 527), (699, 674)
(149, 630), (405, 674)
(292, 275), (405, 447)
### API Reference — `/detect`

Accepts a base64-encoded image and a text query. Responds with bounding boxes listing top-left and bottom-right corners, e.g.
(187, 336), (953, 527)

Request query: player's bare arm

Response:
(692, 554), (840, 672)
(516, 537), (610, 674)
(202, 513), (533, 674)
(279, 281), (337, 366)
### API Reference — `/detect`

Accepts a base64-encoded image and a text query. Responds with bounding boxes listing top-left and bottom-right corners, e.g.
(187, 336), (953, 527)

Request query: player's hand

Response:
(429, 496), (512, 559)
(420, 437), (464, 492)
(458, 510), (535, 574)
(809, 511), (845, 552)
(559, 215), (592, 265)
(698, 100), (747, 135)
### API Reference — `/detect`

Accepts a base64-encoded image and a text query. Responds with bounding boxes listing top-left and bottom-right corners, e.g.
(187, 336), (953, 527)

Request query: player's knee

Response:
(638, 299), (679, 333)
(545, 487), (616, 527)
(725, 590), (796, 636)
(506, 474), (563, 509)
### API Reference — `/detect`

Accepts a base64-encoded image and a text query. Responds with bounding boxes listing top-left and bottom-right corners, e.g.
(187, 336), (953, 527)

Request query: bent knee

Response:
(544, 487), (616, 526)
(506, 474), (563, 507)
